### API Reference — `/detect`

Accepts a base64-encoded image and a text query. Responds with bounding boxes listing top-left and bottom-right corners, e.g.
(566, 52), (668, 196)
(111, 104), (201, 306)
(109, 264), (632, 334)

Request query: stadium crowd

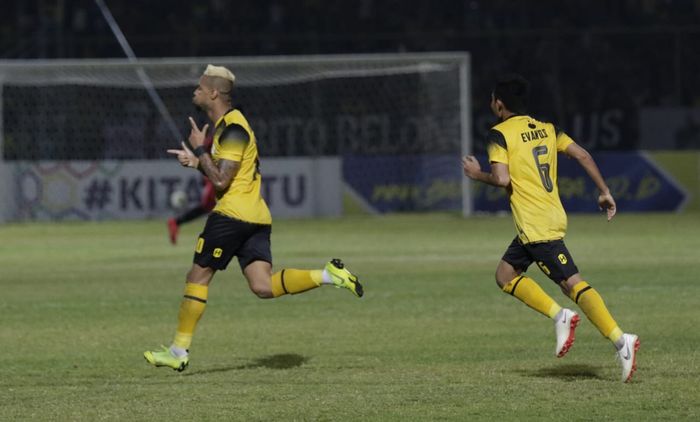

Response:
(2, 0), (698, 57)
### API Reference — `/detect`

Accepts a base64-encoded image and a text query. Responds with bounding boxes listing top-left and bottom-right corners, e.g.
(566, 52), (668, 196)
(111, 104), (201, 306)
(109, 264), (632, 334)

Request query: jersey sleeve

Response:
(555, 126), (575, 152)
(216, 124), (250, 161)
(486, 129), (508, 164)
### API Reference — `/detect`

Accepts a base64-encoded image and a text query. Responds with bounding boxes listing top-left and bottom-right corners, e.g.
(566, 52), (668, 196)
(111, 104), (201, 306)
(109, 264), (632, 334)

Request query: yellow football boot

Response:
(325, 258), (363, 298)
(144, 346), (189, 372)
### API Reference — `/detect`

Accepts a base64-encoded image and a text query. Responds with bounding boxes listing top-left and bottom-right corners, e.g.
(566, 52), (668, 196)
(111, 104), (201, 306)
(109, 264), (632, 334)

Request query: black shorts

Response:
(193, 212), (272, 271)
(502, 236), (579, 283)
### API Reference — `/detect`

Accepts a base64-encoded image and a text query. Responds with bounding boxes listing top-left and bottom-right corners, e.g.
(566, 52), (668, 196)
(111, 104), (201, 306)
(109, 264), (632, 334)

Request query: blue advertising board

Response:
(343, 152), (688, 213)
(343, 155), (462, 213)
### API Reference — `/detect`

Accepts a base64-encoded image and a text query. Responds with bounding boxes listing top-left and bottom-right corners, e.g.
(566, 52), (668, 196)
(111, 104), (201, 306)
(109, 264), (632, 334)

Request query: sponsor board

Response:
(344, 153), (688, 213)
(3, 158), (341, 221)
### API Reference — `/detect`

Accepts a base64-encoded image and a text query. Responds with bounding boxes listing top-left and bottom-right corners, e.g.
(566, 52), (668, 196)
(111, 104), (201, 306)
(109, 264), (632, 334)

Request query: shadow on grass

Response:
(184, 353), (309, 376)
(517, 364), (603, 381)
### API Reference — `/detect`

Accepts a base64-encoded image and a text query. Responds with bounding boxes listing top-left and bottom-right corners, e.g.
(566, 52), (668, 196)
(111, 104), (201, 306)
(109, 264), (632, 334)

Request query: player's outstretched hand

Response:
(598, 192), (617, 221)
(167, 141), (199, 168)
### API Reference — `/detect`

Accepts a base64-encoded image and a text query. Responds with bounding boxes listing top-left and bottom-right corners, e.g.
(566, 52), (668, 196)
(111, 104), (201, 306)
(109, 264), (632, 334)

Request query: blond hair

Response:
(203, 64), (235, 83)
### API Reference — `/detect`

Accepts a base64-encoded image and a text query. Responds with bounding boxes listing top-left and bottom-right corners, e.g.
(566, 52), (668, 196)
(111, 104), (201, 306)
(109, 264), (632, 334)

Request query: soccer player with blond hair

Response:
(462, 74), (639, 382)
(144, 65), (363, 372)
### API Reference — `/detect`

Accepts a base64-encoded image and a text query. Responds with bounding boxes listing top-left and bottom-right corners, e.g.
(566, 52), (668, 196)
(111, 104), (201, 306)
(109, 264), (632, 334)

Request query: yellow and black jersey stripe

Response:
(211, 109), (271, 225)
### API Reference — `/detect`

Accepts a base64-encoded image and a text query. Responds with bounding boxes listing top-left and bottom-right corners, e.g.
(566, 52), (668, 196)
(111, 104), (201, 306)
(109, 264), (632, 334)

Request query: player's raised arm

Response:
(187, 116), (239, 191)
(564, 141), (617, 221)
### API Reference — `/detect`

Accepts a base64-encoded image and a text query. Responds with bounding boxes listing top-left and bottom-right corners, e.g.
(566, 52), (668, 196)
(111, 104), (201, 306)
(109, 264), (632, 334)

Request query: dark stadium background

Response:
(2, 0), (699, 153)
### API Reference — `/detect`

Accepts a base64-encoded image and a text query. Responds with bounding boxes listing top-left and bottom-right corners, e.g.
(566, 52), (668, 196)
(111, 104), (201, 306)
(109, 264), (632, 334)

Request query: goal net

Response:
(0, 53), (471, 221)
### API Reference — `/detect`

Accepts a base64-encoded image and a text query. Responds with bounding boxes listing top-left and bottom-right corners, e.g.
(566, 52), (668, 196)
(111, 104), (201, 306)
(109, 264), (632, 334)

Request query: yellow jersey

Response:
(210, 109), (272, 225)
(486, 115), (574, 243)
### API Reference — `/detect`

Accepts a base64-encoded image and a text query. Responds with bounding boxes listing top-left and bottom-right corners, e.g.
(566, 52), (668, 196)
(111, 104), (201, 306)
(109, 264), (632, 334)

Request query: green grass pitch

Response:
(1, 213), (699, 420)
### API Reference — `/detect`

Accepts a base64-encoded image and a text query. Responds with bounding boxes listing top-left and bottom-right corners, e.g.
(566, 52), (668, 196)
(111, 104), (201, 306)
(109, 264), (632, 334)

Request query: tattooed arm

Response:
(196, 154), (240, 192)
(167, 116), (240, 192)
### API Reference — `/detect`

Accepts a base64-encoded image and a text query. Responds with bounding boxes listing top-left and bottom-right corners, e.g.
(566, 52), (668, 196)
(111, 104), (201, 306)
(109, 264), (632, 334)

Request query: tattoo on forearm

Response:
(218, 160), (239, 187)
(197, 154), (219, 180)
(197, 154), (239, 190)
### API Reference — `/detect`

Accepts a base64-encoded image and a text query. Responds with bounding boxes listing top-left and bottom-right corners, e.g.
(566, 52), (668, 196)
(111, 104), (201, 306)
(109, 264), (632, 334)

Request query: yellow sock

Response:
(271, 269), (323, 297)
(569, 281), (622, 343)
(172, 283), (208, 350)
(502, 276), (562, 318)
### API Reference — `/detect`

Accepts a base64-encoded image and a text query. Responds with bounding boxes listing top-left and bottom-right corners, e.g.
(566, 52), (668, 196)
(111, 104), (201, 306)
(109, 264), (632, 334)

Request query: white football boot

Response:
(554, 308), (580, 358)
(617, 333), (640, 383)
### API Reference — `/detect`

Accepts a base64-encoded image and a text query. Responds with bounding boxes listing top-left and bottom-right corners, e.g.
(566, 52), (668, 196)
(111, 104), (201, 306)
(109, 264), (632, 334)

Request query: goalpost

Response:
(0, 53), (471, 222)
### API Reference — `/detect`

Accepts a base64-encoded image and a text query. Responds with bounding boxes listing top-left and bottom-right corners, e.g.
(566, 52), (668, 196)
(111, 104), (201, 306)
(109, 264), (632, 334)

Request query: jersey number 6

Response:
(532, 146), (554, 192)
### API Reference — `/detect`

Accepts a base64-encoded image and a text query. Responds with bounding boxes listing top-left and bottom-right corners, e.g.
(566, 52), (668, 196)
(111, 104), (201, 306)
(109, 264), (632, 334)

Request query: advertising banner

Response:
(6, 158), (341, 221)
(343, 155), (462, 213)
(343, 153), (688, 213)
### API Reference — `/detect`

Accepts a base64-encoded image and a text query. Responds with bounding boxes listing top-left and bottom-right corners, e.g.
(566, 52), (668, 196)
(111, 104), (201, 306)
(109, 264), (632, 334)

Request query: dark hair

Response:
(493, 74), (530, 114)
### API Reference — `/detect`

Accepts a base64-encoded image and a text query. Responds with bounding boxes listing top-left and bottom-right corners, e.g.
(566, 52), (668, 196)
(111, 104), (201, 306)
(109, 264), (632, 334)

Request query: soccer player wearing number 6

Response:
(462, 75), (639, 382)
(144, 65), (363, 372)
